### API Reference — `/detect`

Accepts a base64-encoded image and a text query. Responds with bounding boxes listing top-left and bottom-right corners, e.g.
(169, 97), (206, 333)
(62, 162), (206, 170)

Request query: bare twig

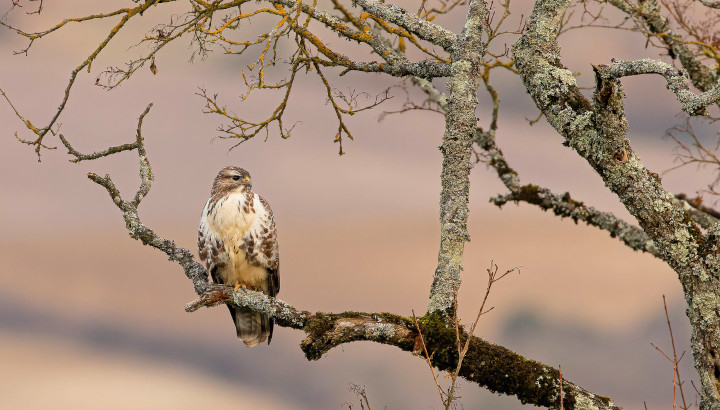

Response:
(411, 309), (446, 404)
(2, 1), (171, 159)
(416, 262), (519, 409)
(665, 117), (720, 201)
(649, 295), (689, 410)
(344, 384), (384, 410)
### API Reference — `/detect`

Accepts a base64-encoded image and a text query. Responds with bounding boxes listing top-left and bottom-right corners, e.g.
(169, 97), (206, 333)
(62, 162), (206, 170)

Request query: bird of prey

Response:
(198, 167), (279, 346)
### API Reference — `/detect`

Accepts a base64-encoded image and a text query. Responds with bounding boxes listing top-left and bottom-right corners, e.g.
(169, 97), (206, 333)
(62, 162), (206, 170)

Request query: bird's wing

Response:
(198, 199), (227, 284)
(252, 194), (279, 296)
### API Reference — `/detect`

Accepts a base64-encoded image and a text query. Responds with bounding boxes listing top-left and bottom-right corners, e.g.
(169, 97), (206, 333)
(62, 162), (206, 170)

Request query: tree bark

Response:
(428, 0), (487, 314)
(514, 1), (720, 407)
(187, 285), (619, 409)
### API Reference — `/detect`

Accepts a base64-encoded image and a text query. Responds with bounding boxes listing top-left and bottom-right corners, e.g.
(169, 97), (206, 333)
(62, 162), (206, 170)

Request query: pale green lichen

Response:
(574, 393), (606, 410)
(705, 254), (720, 276)
(530, 67), (577, 109)
(566, 112), (596, 155)
(653, 199), (671, 213)
(640, 0), (660, 14)
(552, 106), (576, 128)
(669, 229), (692, 265)
(364, 322), (395, 339)
(692, 293), (720, 327)
(554, 67), (578, 87)
(567, 111), (594, 133)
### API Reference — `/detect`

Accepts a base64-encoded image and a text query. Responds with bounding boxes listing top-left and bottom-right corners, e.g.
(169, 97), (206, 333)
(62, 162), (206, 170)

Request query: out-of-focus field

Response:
(0, 1), (710, 408)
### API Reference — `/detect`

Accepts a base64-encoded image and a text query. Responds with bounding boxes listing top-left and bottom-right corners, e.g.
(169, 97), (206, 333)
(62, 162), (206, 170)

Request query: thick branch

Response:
(186, 287), (618, 409)
(514, 1), (720, 407)
(513, 1), (699, 266)
(412, 66), (653, 262)
(427, 0), (487, 313)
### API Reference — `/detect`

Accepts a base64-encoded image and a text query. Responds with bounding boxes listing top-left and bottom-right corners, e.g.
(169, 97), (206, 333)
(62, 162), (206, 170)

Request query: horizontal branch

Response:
(185, 285), (310, 328)
(186, 286), (618, 409)
(492, 185), (661, 257)
(597, 59), (720, 114)
(473, 114), (660, 259)
(370, 59), (451, 78)
(59, 135), (138, 163)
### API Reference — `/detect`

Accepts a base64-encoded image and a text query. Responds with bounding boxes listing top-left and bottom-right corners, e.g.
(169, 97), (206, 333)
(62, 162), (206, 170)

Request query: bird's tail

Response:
(231, 306), (273, 347)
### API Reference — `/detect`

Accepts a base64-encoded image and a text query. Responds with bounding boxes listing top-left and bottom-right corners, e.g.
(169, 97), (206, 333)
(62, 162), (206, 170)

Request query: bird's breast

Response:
(208, 192), (256, 239)
(206, 191), (268, 290)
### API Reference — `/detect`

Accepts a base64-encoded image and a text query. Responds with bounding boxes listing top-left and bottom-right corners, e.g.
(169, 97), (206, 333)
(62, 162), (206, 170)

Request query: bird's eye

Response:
(232, 175), (241, 181)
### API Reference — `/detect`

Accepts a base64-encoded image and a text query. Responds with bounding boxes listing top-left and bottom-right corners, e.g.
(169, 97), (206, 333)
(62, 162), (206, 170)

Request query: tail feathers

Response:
(230, 306), (273, 347)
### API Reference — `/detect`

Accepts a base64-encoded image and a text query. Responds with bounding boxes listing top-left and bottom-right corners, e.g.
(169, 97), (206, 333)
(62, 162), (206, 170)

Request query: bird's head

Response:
(212, 166), (252, 195)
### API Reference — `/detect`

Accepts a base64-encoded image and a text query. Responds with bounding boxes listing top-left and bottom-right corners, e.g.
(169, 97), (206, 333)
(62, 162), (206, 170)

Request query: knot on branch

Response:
(300, 312), (416, 360)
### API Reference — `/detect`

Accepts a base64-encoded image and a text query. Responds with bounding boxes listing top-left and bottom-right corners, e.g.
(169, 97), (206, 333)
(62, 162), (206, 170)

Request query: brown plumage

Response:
(198, 167), (279, 346)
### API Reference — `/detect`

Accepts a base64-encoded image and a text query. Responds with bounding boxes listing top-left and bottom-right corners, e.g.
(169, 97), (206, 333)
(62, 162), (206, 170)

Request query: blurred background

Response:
(0, 1), (715, 408)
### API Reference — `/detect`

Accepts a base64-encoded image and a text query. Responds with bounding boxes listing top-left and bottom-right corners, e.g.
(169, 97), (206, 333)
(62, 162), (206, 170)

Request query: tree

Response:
(2, 0), (720, 408)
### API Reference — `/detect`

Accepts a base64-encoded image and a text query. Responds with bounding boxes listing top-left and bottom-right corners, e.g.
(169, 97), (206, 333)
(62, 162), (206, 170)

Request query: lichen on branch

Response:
(514, 1), (720, 407)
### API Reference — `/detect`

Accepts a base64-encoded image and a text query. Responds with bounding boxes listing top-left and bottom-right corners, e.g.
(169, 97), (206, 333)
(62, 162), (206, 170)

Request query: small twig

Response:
(412, 309), (446, 404)
(418, 262), (519, 409)
(650, 295), (689, 410)
(346, 384), (377, 410)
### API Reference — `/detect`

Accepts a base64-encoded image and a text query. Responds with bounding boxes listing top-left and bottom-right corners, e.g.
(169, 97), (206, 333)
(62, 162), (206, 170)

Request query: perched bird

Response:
(198, 167), (279, 346)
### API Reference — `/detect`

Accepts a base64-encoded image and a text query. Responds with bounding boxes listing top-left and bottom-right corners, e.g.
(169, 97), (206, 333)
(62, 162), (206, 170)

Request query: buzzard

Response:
(198, 167), (279, 346)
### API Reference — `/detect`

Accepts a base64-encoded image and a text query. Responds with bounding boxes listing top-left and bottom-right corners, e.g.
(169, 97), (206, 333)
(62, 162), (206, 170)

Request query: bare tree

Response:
(3, 0), (720, 408)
